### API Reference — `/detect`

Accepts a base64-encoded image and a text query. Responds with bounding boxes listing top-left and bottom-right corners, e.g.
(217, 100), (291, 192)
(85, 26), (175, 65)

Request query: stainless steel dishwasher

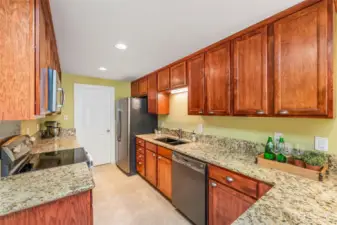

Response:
(172, 152), (206, 225)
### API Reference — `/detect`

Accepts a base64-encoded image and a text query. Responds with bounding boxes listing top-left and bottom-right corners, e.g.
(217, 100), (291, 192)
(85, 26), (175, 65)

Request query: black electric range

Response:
(1, 135), (93, 177)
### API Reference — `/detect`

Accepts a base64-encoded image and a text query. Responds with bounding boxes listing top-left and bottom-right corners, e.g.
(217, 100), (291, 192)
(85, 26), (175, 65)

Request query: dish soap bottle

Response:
(276, 137), (287, 163)
(264, 136), (276, 160)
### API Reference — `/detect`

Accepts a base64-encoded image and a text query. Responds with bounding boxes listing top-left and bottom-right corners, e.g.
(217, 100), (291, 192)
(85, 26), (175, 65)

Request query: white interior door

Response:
(74, 84), (115, 166)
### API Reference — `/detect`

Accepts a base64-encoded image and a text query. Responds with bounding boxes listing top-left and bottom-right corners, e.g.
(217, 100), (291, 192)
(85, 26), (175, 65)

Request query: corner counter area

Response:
(0, 136), (95, 224)
(136, 133), (337, 225)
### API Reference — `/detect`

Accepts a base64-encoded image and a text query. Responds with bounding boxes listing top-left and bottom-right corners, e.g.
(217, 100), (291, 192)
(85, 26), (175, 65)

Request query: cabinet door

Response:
(157, 68), (170, 91)
(274, 1), (332, 117)
(205, 42), (231, 115)
(136, 152), (145, 177)
(138, 77), (148, 96)
(157, 156), (172, 199)
(170, 61), (187, 89)
(131, 81), (139, 97)
(188, 53), (205, 115)
(145, 149), (157, 186)
(233, 26), (269, 116)
(209, 180), (255, 225)
(147, 73), (157, 114)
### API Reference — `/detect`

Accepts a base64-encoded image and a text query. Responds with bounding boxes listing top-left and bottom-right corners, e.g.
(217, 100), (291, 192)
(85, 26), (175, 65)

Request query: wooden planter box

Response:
(256, 154), (328, 181)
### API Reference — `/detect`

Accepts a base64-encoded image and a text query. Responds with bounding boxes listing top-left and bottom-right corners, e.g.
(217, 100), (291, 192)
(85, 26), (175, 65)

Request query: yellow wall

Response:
(21, 73), (130, 134)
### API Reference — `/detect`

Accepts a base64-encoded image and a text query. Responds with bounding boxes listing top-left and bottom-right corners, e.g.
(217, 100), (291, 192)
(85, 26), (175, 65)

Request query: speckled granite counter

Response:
(137, 134), (337, 225)
(0, 137), (94, 217)
(31, 136), (81, 154)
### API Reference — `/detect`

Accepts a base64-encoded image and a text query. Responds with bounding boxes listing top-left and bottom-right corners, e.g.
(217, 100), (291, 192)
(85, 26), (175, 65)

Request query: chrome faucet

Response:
(173, 128), (183, 140)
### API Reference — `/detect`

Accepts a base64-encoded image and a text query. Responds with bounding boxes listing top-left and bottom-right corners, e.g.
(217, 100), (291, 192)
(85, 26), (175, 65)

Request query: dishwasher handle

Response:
(172, 152), (206, 174)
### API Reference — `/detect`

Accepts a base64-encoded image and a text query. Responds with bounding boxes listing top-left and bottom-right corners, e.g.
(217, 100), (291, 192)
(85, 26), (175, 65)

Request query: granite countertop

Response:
(31, 136), (81, 154)
(137, 134), (337, 225)
(0, 137), (94, 217)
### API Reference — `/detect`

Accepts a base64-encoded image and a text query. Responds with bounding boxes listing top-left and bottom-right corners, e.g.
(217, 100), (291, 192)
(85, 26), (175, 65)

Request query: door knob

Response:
(107, 129), (111, 133)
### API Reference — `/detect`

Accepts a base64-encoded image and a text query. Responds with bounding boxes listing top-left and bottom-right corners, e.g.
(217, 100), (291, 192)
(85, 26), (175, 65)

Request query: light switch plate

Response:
(314, 136), (328, 151)
(197, 124), (203, 134)
(64, 115), (68, 121)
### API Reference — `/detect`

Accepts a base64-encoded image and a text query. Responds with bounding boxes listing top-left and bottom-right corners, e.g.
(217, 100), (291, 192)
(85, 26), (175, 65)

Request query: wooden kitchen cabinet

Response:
(0, 191), (93, 225)
(0, 0), (61, 120)
(273, 0), (333, 117)
(233, 26), (269, 116)
(145, 149), (157, 186)
(157, 68), (171, 91)
(147, 73), (169, 114)
(138, 77), (148, 96)
(188, 53), (205, 115)
(170, 61), (187, 89)
(209, 179), (255, 225)
(131, 81), (139, 97)
(205, 42), (231, 115)
(136, 152), (145, 177)
(157, 146), (172, 199)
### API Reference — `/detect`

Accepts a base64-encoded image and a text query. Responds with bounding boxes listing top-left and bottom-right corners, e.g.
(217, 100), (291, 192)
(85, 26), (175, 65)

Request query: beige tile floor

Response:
(92, 164), (191, 225)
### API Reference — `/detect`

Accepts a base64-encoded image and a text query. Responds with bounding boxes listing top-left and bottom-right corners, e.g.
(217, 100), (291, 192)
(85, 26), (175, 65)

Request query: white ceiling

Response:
(50, 0), (303, 81)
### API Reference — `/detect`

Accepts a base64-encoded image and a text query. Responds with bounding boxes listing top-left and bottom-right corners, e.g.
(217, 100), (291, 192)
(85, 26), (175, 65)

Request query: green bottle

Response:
(264, 136), (276, 160)
(276, 137), (287, 163)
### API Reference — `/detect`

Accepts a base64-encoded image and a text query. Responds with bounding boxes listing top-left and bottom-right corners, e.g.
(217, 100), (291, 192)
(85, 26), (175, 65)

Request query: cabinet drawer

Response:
(136, 138), (145, 147)
(208, 164), (258, 199)
(146, 141), (157, 153)
(136, 145), (145, 154)
(136, 152), (145, 177)
(157, 146), (172, 160)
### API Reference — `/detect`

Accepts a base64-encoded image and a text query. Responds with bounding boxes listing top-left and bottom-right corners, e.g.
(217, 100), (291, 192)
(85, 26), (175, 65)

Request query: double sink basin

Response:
(155, 137), (188, 146)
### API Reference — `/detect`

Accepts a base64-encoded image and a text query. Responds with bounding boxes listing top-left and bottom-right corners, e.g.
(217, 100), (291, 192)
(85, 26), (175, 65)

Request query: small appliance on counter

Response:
(0, 135), (93, 177)
(41, 121), (61, 139)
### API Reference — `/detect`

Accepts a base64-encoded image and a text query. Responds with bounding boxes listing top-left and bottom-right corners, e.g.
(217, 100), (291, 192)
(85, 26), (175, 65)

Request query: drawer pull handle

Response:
(158, 156), (162, 159)
(209, 111), (214, 114)
(226, 176), (234, 183)
(211, 182), (217, 187)
(256, 110), (265, 115)
(198, 109), (203, 114)
(279, 110), (289, 115)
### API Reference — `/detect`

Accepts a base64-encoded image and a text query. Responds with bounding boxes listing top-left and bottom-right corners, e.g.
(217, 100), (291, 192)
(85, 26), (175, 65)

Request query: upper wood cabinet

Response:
(138, 77), (148, 96)
(131, 81), (139, 97)
(170, 61), (187, 89)
(208, 179), (255, 225)
(147, 73), (157, 113)
(233, 26), (269, 116)
(188, 54), (205, 115)
(205, 42), (231, 115)
(0, 0), (60, 120)
(274, 0), (333, 117)
(157, 68), (170, 91)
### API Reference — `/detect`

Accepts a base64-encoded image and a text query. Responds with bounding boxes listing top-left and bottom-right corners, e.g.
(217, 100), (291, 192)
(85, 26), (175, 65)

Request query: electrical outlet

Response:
(36, 123), (40, 131)
(197, 124), (203, 134)
(274, 132), (283, 143)
(314, 136), (328, 151)
(64, 115), (68, 121)
(26, 128), (30, 135)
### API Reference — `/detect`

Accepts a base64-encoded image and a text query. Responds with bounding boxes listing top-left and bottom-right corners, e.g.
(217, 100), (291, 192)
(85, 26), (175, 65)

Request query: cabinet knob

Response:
(211, 182), (217, 187)
(209, 111), (215, 114)
(198, 109), (203, 114)
(152, 153), (155, 157)
(226, 176), (234, 183)
(256, 110), (265, 115)
(138, 162), (142, 165)
(279, 110), (289, 115)
(158, 156), (162, 160)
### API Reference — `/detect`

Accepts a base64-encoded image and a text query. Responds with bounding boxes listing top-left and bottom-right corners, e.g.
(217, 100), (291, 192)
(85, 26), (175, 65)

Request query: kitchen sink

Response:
(155, 137), (188, 146)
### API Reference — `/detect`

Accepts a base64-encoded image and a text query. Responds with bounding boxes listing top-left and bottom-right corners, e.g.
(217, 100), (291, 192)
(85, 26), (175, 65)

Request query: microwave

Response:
(48, 69), (64, 113)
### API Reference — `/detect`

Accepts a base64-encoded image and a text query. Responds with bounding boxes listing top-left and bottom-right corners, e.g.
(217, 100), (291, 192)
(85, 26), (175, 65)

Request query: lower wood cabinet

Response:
(0, 191), (93, 225)
(145, 149), (157, 186)
(208, 179), (255, 225)
(136, 152), (145, 177)
(157, 155), (172, 199)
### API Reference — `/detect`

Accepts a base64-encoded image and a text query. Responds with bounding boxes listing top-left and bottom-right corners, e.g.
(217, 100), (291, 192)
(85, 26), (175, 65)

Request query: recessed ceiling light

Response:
(115, 43), (128, 50)
(98, 67), (107, 71)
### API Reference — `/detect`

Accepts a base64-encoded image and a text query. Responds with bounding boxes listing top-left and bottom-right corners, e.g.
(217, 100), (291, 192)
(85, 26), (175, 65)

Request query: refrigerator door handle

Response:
(117, 110), (122, 142)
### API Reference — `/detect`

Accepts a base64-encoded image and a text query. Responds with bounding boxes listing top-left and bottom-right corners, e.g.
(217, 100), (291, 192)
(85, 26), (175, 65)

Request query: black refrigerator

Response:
(115, 97), (157, 175)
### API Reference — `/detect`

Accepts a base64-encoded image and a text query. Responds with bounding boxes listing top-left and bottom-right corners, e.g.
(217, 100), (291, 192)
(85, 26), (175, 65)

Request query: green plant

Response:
(302, 151), (327, 167)
(292, 149), (303, 160)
